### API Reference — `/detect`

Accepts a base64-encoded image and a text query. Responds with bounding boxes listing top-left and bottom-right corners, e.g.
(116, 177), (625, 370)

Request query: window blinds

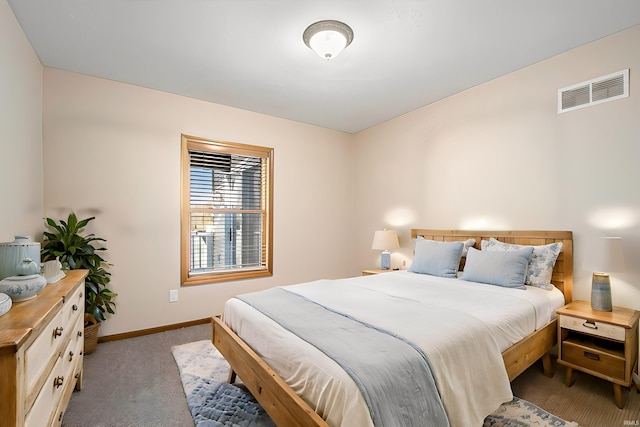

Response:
(188, 148), (267, 274)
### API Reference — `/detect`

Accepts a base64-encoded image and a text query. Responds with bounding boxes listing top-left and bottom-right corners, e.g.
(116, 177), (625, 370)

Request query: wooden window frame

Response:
(181, 134), (273, 286)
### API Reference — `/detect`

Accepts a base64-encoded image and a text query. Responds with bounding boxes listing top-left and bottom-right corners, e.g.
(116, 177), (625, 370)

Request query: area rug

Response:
(172, 340), (579, 427)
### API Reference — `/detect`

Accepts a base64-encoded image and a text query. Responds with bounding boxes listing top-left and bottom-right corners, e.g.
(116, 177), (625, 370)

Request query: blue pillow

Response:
(461, 247), (534, 289)
(409, 238), (464, 278)
(481, 238), (563, 290)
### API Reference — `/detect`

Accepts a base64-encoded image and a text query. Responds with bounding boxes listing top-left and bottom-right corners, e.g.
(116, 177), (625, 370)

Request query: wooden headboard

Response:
(410, 229), (573, 304)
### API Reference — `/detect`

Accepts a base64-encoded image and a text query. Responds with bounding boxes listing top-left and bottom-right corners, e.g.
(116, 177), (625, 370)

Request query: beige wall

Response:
(354, 25), (640, 311)
(43, 69), (355, 336)
(0, 0), (43, 241)
(5, 0), (639, 337)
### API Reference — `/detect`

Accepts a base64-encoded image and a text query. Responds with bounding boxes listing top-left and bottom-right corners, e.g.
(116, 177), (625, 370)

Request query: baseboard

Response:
(98, 317), (212, 343)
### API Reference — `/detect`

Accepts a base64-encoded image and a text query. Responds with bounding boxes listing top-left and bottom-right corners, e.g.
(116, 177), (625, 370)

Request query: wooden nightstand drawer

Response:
(562, 338), (625, 380)
(559, 314), (625, 341)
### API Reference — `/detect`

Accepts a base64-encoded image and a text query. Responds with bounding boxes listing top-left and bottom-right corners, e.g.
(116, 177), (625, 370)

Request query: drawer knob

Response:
(54, 376), (64, 388)
(582, 321), (598, 330)
(68, 351), (75, 362)
(53, 327), (64, 338)
(72, 304), (78, 311)
(77, 331), (83, 337)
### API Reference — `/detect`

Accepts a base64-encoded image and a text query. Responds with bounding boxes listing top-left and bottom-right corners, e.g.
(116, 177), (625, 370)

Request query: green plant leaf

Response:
(76, 216), (95, 230)
(43, 213), (115, 324)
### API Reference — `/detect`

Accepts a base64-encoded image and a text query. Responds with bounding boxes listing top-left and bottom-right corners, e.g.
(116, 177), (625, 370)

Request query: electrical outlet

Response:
(169, 289), (178, 303)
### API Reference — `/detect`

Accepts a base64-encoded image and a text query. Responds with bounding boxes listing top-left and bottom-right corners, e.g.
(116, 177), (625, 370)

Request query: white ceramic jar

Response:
(0, 236), (41, 280)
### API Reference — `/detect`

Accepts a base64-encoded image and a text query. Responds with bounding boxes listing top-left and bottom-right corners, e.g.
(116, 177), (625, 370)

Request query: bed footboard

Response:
(211, 316), (328, 427)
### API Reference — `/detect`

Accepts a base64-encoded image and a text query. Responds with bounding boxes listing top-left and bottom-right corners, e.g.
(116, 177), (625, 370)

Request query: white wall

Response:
(0, 0), (43, 241)
(43, 69), (354, 336)
(353, 25), (640, 311)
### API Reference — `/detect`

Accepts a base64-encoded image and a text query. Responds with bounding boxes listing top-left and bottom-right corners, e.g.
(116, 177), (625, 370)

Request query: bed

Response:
(212, 229), (573, 427)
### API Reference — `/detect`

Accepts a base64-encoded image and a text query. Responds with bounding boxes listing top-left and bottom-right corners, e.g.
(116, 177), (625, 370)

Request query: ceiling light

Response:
(303, 20), (354, 60)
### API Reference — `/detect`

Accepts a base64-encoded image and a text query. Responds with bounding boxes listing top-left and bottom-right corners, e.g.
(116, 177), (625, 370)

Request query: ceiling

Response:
(8, 1), (640, 134)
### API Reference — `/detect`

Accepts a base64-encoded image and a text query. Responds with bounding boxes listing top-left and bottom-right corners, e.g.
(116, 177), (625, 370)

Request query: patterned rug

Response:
(172, 340), (579, 427)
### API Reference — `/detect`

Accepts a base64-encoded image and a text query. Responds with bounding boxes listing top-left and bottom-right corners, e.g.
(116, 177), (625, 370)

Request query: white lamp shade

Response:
(309, 31), (347, 59)
(371, 230), (400, 251)
(595, 236), (625, 273)
(591, 236), (623, 312)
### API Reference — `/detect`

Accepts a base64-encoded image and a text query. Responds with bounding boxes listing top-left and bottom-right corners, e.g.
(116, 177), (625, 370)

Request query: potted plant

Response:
(41, 212), (117, 353)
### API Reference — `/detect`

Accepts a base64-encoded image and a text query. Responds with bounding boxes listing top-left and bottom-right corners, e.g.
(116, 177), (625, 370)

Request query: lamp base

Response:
(591, 272), (612, 311)
(380, 251), (391, 270)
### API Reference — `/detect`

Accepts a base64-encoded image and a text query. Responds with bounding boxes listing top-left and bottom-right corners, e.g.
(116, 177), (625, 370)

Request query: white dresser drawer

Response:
(25, 283), (84, 415)
(60, 284), (83, 334)
(559, 314), (626, 341)
(66, 313), (84, 376)
(24, 308), (66, 399)
(24, 337), (74, 427)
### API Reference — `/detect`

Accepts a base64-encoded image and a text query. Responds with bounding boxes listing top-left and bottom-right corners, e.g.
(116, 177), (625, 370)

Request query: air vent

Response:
(558, 69), (629, 113)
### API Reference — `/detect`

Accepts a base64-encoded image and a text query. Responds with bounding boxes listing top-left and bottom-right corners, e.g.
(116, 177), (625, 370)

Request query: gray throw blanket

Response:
(237, 288), (449, 427)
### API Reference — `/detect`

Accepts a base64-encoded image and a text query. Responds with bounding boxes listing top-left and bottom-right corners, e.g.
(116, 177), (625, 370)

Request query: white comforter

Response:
(223, 271), (565, 427)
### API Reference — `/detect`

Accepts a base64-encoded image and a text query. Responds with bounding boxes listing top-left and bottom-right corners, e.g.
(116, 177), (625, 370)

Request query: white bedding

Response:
(223, 271), (565, 427)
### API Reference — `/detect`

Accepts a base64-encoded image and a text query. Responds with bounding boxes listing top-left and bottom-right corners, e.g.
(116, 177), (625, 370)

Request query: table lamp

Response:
(591, 236), (624, 312)
(371, 229), (400, 270)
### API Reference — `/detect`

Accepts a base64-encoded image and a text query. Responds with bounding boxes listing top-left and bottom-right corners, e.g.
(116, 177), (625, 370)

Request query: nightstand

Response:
(556, 300), (639, 408)
(361, 269), (395, 276)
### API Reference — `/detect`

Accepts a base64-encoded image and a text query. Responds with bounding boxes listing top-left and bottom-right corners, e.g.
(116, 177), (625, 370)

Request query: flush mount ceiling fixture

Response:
(303, 20), (354, 60)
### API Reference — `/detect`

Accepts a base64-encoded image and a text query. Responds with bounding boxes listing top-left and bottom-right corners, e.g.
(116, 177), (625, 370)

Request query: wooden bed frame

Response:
(212, 229), (573, 427)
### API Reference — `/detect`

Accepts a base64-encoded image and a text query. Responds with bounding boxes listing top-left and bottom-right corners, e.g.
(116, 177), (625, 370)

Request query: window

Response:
(181, 135), (273, 285)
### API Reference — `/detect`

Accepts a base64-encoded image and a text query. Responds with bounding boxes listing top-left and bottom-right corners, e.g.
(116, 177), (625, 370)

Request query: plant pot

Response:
(84, 314), (100, 354)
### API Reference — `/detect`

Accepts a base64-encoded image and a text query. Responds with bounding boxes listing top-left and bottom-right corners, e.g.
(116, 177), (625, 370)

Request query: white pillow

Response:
(461, 247), (533, 289)
(409, 238), (464, 278)
(481, 238), (563, 290)
(461, 238), (476, 257)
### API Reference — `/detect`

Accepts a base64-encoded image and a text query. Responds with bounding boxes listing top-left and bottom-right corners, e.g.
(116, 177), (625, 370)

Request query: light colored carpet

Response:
(62, 324), (210, 427)
(172, 340), (580, 427)
(511, 357), (640, 427)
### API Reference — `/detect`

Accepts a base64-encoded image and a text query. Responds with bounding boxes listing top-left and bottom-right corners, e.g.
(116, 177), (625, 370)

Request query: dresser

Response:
(0, 270), (88, 427)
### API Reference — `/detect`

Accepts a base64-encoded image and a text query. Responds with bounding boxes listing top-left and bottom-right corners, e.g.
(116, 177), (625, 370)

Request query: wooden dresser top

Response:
(0, 270), (88, 354)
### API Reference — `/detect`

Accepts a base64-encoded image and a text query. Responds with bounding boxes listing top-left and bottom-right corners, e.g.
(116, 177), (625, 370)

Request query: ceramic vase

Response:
(591, 272), (613, 311)
(0, 236), (41, 280)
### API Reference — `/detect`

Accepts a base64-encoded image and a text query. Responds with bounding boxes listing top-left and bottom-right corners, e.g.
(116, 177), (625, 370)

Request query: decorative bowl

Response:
(0, 274), (47, 302)
(0, 293), (11, 316)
